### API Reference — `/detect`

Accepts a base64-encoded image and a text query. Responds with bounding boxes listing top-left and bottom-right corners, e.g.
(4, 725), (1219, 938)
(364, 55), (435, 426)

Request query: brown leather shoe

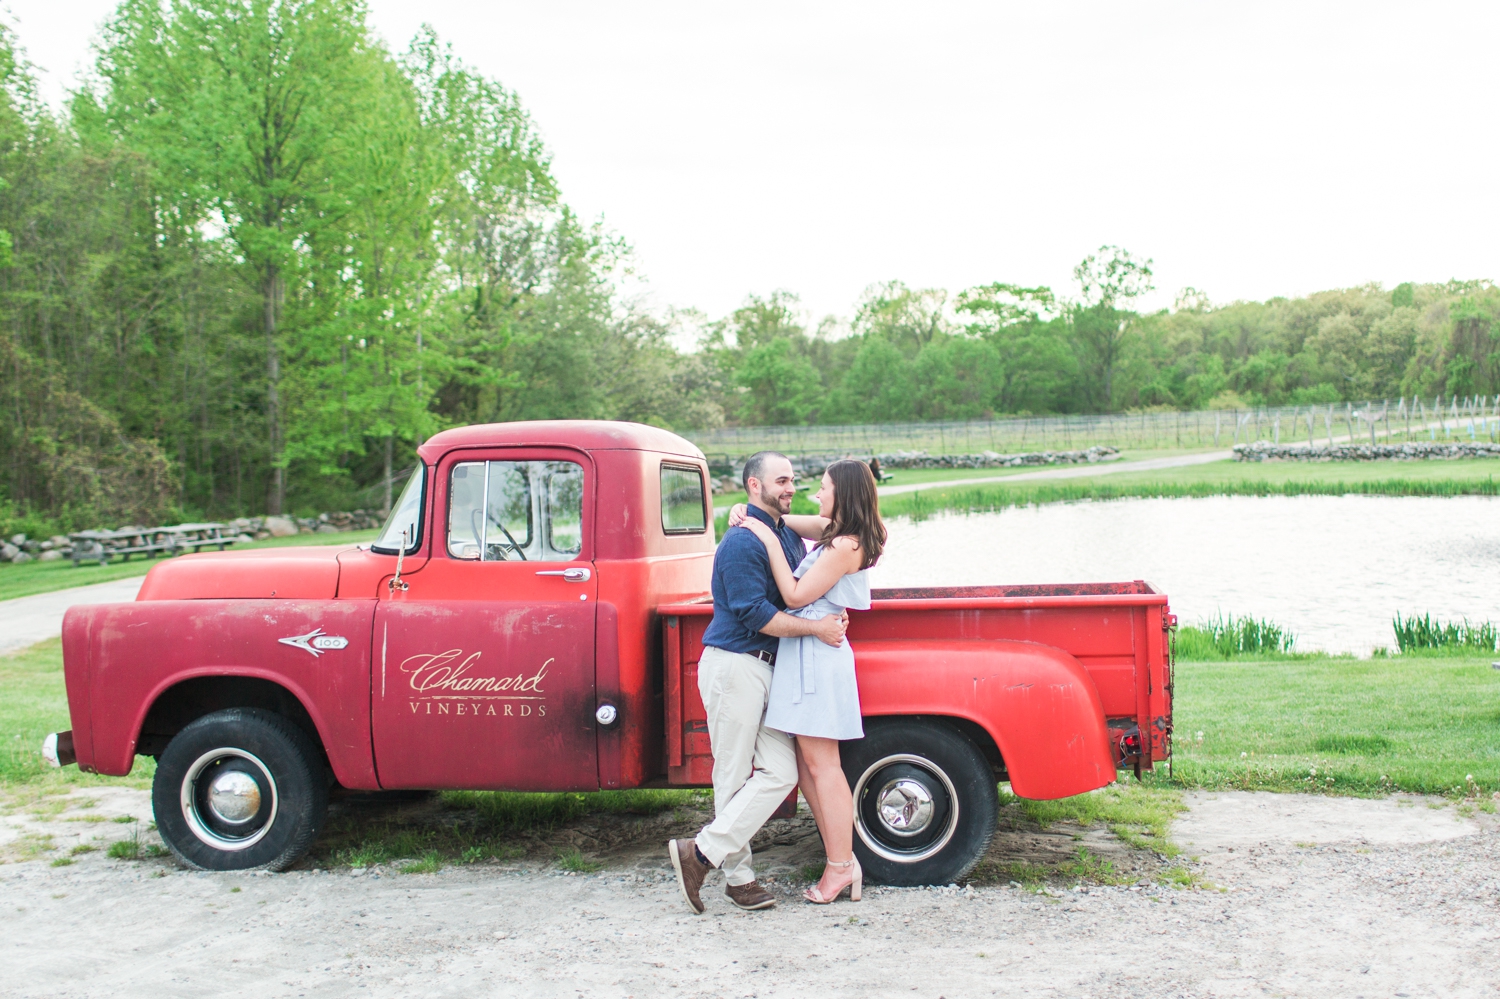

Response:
(725, 880), (776, 910)
(669, 839), (711, 914)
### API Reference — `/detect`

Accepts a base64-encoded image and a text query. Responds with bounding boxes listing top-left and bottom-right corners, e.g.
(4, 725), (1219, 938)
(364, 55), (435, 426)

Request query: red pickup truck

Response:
(48, 421), (1173, 884)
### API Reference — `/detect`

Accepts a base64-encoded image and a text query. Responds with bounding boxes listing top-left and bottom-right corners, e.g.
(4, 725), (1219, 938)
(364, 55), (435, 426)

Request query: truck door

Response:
(371, 451), (599, 790)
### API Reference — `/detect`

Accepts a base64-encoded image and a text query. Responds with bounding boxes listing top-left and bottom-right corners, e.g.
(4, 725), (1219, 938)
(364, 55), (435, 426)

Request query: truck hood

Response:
(135, 545), (352, 600)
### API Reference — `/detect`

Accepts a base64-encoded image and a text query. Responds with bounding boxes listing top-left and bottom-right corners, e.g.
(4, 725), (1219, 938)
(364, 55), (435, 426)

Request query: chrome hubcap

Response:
(853, 753), (960, 864)
(208, 770), (262, 824)
(181, 748), (278, 852)
(875, 779), (934, 836)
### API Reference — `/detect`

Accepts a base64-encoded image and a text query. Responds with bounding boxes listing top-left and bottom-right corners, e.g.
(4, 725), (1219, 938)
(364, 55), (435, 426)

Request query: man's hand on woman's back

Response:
(813, 612), (848, 647)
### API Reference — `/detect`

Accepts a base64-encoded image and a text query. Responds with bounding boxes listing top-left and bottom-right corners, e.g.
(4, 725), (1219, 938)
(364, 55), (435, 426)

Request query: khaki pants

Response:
(693, 646), (798, 886)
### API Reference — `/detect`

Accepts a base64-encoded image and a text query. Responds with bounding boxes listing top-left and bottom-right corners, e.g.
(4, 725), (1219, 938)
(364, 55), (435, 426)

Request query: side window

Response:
(660, 463), (707, 535)
(447, 459), (583, 562)
(543, 462), (584, 554)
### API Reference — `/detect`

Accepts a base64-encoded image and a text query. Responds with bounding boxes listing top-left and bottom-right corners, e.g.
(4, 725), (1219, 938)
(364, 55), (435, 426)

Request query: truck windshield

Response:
(371, 465), (425, 554)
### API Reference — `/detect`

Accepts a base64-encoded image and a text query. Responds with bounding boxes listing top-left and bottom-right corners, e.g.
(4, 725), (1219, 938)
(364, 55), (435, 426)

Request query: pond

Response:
(867, 495), (1500, 655)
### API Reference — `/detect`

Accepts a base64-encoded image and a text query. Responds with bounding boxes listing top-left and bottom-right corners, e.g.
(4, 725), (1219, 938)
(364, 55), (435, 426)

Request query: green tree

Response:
(956, 283), (1076, 413)
(96, 0), (389, 513)
(1069, 245), (1154, 410)
(735, 337), (822, 425)
(833, 338), (915, 423)
(852, 281), (952, 355)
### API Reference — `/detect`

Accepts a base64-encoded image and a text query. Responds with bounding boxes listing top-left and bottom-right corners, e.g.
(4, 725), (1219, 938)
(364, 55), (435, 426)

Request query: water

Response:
(868, 495), (1500, 655)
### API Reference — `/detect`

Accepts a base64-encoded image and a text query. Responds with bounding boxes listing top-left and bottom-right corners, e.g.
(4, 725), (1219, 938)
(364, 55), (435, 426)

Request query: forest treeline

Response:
(719, 273), (1500, 426)
(1, 2), (1498, 533)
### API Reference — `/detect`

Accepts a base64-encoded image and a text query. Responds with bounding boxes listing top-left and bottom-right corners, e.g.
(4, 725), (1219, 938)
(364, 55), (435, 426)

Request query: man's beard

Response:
(759, 485), (791, 515)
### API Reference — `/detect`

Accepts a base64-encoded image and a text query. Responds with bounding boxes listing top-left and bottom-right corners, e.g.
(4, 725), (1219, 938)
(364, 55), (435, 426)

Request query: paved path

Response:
(0, 576), (144, 654)
(876, 449), (1235, 496)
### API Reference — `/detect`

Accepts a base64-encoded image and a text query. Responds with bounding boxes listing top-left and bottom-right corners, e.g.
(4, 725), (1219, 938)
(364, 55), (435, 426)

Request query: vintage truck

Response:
(46, 421), (1174, 885)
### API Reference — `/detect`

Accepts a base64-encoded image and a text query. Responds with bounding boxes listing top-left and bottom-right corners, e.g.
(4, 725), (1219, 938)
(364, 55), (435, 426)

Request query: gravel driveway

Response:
(2, 789), (1496, 998)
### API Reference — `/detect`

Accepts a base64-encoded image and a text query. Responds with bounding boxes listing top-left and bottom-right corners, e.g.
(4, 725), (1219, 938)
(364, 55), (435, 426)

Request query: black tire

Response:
(840, 718), (999, 886)
(152, 707), (328, 872)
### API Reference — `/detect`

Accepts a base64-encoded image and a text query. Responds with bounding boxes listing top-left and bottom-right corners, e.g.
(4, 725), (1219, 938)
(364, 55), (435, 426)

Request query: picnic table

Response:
(69, 523), (241, 566)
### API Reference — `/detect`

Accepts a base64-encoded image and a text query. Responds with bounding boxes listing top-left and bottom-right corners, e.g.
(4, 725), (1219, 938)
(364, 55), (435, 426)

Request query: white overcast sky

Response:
(6, 1), (1499, 327)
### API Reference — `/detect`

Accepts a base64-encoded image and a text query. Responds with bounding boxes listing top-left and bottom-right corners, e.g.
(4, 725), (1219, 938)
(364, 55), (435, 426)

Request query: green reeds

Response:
(883, 476), (1500, 522)
(1175, 613), (1297, 660)
(1392, 613), (1499, 654)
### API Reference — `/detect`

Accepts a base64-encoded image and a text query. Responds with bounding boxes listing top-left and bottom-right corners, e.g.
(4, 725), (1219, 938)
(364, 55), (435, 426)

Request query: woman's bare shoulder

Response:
(827, 535), (863, 560)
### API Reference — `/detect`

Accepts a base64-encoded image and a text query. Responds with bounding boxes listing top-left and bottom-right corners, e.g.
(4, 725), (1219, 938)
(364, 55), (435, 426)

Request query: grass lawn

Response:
(0, 639), (153, 796)
(0, 529), (383, 603)
(883, 455), (1500, 519)
(710, 450), (1500, 517)
(861, 448), (1208, 489)
(706, 448), (1226, 498)
(1056, 455), (1500, 490)
(1160, 652), (1500, 802)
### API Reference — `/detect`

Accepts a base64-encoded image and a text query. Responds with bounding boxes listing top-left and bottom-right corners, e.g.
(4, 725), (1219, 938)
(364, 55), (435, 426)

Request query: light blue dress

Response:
(764, 545), (870, 740)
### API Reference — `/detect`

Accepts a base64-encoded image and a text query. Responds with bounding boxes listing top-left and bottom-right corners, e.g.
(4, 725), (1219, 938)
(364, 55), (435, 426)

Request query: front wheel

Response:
(840, 718), (999, 886)
(152, 708), (328, 871)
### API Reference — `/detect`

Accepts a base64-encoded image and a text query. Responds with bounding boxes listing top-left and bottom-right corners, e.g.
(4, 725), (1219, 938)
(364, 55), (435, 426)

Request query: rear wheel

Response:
(840, 718), (998, 886)
(152, 708), (327, 871)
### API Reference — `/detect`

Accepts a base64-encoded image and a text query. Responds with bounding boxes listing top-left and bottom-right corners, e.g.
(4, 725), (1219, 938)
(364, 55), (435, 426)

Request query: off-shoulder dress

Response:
(763, 544), (870, 740)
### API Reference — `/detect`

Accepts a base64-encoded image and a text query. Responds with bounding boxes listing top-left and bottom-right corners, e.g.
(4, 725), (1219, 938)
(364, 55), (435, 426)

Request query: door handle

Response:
(535, 567), (591, 582)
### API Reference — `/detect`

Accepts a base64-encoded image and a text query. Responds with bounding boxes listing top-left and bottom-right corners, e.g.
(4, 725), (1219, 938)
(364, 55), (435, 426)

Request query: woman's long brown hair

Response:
(820, 459), (886, 570)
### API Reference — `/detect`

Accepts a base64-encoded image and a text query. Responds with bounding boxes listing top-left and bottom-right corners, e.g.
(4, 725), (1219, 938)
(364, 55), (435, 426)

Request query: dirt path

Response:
(0, 577), (144, 655)
(2, 788), (1495, 998)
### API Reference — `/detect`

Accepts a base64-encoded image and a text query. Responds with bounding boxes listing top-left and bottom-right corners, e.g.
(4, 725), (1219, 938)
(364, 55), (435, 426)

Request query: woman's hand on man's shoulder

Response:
(741, 518), (776, 543)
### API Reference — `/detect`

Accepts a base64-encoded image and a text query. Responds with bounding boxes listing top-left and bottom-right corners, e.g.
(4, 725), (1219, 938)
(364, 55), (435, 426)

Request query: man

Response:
(668, 451), (847, 914)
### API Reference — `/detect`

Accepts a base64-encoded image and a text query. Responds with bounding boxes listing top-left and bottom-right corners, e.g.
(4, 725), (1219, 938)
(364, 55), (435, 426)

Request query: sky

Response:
(6, 1), (1499, 330)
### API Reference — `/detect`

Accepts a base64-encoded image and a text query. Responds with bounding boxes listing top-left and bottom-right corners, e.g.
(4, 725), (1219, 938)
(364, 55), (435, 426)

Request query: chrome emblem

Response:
(278, 628), (349, 657)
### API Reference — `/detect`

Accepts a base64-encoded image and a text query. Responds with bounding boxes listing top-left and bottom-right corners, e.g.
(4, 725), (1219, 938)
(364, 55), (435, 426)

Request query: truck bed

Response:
(659, 581), (1173, 799)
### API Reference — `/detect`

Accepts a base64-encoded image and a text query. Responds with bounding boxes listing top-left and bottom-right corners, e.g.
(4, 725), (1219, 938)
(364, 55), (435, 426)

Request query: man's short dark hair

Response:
(742, 451), (790, 491)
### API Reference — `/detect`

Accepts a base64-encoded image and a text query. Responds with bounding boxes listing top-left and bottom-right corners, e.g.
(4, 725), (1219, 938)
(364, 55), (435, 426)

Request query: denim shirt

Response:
(701, 504), (808, 657)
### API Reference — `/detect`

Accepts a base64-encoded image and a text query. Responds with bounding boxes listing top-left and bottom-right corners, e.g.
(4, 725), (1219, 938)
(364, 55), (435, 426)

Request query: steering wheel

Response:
(470, 507), (526, 561)
(493, 519), (527, 561)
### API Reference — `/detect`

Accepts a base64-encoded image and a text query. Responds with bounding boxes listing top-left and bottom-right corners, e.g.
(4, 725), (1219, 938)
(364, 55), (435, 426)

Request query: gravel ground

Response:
(0, 577), (144, 654)
(1, 789), (1497, 999)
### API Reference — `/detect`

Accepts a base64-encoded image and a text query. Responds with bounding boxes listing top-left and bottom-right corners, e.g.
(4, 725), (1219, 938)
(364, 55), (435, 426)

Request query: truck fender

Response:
(60, 607), (97, 772)
(66, 600), (378, 788)
(853, 639), (1116, 799)
(128, 669), (361, 783)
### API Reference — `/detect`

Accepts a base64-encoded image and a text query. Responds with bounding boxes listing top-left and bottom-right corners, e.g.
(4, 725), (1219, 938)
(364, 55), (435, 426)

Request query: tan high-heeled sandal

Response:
(804, 857), (862, 904)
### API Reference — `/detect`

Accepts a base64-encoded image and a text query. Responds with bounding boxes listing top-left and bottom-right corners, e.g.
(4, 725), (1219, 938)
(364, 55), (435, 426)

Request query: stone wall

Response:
(228, 510), (385, 541)
(709, 446), (1120, 493)
(1233, 441), (1500, 462)
(1, 510), (387, 564)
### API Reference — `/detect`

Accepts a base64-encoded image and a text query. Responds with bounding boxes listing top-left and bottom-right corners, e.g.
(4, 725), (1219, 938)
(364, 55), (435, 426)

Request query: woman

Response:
(737, 458), (885, 904)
